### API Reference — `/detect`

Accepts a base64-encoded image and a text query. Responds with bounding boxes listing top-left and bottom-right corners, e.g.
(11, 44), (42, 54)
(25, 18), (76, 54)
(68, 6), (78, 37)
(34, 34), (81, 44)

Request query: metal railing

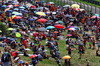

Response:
(39, 0), (100, 15)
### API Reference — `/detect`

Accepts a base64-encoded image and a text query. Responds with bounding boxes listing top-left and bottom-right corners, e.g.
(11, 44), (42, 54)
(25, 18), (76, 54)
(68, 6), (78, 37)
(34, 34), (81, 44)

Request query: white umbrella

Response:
(80, 9), (85, 11)
(63, 5), (70, 8)
(48, 2), (55, 5)
(52, 12), (56, 14)
(25, 48), (31, 51)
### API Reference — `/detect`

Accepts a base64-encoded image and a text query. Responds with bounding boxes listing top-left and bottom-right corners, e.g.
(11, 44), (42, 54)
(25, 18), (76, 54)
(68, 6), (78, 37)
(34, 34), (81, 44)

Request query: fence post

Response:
(95, 6), (96, 13)
(99, 8), (100, 15)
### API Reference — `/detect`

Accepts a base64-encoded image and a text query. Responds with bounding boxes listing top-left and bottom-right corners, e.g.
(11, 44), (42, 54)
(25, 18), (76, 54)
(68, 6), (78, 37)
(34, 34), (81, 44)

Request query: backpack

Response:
(2, 53), (9, 62)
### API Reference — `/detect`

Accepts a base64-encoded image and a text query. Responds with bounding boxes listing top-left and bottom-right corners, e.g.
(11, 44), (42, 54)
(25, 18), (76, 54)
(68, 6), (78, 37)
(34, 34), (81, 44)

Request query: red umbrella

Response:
(14, 16), (22, 19)
(30, 5), (36, 9)
(54, 24), (64, 29)
(12, 51), (18, 56)
(37, 18), (47, 23)
(30, 54), (37, 59)
(33, 32), (38, 37)
(14, 4), (19, 7)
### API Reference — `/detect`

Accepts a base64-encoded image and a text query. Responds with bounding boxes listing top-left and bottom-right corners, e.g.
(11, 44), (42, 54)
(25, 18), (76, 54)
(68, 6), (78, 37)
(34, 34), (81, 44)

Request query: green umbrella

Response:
(12, 11), (19, 14)
(16, 32), (21, 37)
(8, 28), (13, 30)
(58, 21), (63, 24)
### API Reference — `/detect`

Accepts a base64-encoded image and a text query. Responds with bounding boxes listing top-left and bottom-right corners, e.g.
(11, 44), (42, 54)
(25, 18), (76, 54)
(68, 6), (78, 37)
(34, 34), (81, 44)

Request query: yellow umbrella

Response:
(36, 12), (46, 16)
(63, 56), (71, 59)
(71, 4), (80, 9)
(0, 30), (2, 32)
(7, 28), (13, 30)
(12, 15), (16, 19)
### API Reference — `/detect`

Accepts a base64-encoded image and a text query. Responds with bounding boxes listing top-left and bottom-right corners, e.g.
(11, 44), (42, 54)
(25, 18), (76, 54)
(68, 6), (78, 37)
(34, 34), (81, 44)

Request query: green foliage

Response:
(0, 22), (8, 35)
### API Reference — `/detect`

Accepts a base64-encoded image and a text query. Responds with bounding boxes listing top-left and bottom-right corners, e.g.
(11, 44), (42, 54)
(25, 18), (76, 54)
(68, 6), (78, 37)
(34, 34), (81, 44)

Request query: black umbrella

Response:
(38, 27), (47, 31)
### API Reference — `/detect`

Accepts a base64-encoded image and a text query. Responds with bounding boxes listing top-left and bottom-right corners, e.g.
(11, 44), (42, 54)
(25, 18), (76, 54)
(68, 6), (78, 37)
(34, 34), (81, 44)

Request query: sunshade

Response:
(14, 4), (19, 7)
(37, 18), (47, 23)
(71, 4), (80, 8)
(12, 11), (19, 14)
(30, 54), (37, 59)
(7, 28), (13, 30)
(67, 34), (72, 36)
(15, 13), (22, 16)
(16, 32), (21, 37)
(63, 56), (71, 59)
(48, 2), (55, 4)
(38, 27), (47, 31)
(14, 16), (22, 19)
(7, 5), (13, 8)
(36, 12), (46, 16)
(63, 5), (70, 8)
(19, 6), (25, 9)
(67, 28), (76, 30)
(95, 14), (99, 16)
(30, 5), (36, 9)
(46, 26), (55, 29)
(91, 16), (100, 19)
(54, 24), (64, 29)
(0, 30), (2, 32)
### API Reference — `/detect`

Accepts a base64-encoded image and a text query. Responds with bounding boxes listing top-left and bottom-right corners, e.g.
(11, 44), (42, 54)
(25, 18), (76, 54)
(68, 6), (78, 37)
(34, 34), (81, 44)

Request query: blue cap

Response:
(19, 60), (23, 64)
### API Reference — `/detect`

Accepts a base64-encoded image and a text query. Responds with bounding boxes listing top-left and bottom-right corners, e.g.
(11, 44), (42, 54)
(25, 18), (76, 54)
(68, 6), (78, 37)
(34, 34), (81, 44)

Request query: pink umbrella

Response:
(91, 16), (100, 19)
(67, 34), (72, 36)
(7, 5), (13, 8)
(67, 28), (76, 30)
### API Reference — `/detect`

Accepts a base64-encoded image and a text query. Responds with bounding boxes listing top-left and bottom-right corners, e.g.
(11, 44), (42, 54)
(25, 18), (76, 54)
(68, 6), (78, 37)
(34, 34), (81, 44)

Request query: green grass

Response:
(72, 0), (100, 8)
(94, 0), (100, 2)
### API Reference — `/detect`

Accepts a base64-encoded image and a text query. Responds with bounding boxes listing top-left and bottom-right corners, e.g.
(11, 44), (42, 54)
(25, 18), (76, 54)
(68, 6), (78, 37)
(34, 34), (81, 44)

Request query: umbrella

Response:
(63, 56), (71, 59)
(12, 11), (19, 14)
(33, 17), (38, 19)
(67, 28), (76, 31)
(14, 4), (19, 7)
(46, 26), (55, 29)
(29, 18), (34, 21)
(95, 14), (99, 16)
(0, 30), (2, 32)
(67, 34), (72, 36)
(5, 8), (10, 12)
(58, 21), (63, 24)
(16, 32), (21, 37)
(30, 54), (37, 59)
(48, 20), (53, 22)
(26, 3), (33, 7)
(53, 31), (58, 33)
(80, 9), (85, 11)
(37, 18), (47, 23)
(12, 1), (18, 4)
(2, 5), (6, 8)
(48, 2), (55, 4)
(12, 15), (16, 19)
(36, 7), (49, 11)
(14, 8), (19, 11)
(38, 27), (47, 31)
(15, 13), (22, 16)
(7, 5), (13, 8)
(6, 10), (12, 12)
(36, 12), (46, 16)
(91, 16), (100, 19)
(14, 16), (22, 19)
(54, 24), (64, 29)
(71, 4), (80, 8)
(63, 5), (70, 8)
(52, 12), (56, 14)
(8, 28), (13, 30)
(19, 6), (25, 9)
(74, 8), (80, 11)
(30, 5), (36, 9)
(12, 51), (18, 56)
(25, 48), (31, 51)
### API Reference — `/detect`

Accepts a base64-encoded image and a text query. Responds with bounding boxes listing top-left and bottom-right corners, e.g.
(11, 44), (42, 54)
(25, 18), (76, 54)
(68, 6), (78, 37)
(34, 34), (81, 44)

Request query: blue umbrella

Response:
(95, 14), (99, 16)
(2, 5), (6, 8)
(19, 6), (25, 9)
(14, 8), (19, 11)
(29, 18), (34, 21)
(46, 26), (55, 29)
(20, 9), (24, 11)
(6, 10), (13, 13)
(12, 1), (18, 4)
(15, 13), (22, 16)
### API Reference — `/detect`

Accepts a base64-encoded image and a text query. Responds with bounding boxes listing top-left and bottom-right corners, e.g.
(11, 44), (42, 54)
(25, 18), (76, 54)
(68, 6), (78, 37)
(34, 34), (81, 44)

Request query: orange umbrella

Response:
(63, 55), (71, 59)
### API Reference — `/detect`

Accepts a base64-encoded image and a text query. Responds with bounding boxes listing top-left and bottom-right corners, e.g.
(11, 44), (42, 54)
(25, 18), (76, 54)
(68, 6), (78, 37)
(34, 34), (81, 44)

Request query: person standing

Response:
(1, 48), (12, 66)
